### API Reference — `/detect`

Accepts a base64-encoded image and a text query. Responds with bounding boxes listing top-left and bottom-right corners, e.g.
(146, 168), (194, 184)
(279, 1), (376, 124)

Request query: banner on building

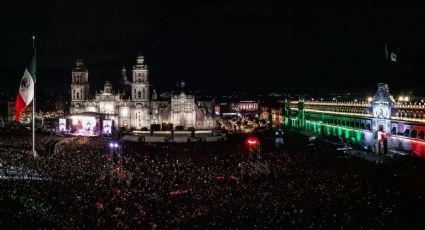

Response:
(59, 118), (66, 131)
(103, 120), (112, 135)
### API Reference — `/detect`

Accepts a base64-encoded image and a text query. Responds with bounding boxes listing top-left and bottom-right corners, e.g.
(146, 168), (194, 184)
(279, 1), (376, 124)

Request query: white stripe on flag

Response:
(19, 69), (35, 105)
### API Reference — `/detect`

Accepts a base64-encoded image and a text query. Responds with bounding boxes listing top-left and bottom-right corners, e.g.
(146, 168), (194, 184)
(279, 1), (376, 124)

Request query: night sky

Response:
(1, 0), (425, 98)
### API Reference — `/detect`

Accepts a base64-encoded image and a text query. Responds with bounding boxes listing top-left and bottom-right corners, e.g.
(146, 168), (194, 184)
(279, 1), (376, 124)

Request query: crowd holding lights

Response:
(1, 128), (425, 228)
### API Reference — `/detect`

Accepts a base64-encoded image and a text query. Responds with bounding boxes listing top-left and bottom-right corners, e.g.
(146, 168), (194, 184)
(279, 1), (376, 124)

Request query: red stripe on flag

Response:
(15, 93), (27, 121)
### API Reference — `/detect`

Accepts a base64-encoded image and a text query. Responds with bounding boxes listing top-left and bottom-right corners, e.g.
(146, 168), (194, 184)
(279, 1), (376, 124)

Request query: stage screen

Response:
(70, 115), (98, 136)
(103, 120), (112, 135)
(59, 118), (66, 131)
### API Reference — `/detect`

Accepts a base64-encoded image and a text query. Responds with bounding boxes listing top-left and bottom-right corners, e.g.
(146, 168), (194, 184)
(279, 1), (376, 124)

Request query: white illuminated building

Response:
(70, 56), (215, 130)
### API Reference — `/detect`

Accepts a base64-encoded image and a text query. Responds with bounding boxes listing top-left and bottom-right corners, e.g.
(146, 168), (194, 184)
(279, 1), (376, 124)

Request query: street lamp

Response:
(109, 141), (121, 149)
(367, 97), (373, 103)
(398, 96), (409, 102)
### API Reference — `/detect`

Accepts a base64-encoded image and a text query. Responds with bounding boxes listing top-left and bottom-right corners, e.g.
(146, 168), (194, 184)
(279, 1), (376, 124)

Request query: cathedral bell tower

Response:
(131, 55), (149, 101)
(71, 59), (89, 101)
(70, 59), (90, 113)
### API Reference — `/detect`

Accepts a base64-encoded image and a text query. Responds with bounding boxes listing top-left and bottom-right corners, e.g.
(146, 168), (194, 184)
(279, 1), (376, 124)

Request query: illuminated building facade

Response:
(231, 101), (259, 113)
(0, 95), (12, 123)
(215, 100), (259, 116)
(285, 83), (425, 158)
(259, 105), (283, 127)
(7, 100), (33, 123)
(70, 56), (215, 130)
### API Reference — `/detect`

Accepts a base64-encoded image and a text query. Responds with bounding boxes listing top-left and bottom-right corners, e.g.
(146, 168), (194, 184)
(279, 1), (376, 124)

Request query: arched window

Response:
(138, 91), (142, 99)
(77, 92), (80, 99)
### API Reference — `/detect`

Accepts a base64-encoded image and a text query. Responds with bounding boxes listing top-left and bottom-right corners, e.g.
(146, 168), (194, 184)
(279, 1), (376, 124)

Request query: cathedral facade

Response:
(70, 56), (215, 130)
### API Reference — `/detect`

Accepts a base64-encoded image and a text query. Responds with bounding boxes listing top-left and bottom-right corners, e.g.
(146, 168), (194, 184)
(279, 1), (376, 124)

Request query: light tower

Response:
(246, 136), (261, 159)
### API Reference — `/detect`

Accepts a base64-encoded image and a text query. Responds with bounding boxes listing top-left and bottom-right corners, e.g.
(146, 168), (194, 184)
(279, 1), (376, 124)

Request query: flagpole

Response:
(32, 35), (37, 158)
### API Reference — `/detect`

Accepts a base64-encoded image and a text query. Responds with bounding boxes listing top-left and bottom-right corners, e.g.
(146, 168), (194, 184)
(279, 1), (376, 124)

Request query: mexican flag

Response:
(15, 54), (36, 121)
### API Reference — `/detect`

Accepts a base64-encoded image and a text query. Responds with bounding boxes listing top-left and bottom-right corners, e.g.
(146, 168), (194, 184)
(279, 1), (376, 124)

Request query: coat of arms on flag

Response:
(15, 55), (36, 121)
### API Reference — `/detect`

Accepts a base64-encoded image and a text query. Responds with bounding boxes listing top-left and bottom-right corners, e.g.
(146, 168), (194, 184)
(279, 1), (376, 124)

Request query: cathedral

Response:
(70, 56), (215, 130)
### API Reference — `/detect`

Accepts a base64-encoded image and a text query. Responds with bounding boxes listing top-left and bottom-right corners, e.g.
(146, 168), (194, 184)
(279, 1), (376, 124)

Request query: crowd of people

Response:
(1, 127), (425, 229)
